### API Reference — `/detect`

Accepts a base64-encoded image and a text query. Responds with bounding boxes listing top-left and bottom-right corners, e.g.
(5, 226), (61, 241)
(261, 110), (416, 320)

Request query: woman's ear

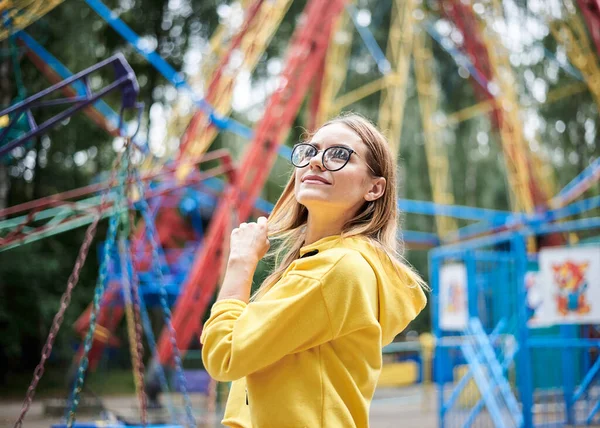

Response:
(364, 177), (386, 202)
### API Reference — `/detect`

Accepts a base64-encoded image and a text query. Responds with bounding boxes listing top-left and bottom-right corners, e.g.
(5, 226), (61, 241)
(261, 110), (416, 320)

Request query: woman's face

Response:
(293, 123), (383, 215)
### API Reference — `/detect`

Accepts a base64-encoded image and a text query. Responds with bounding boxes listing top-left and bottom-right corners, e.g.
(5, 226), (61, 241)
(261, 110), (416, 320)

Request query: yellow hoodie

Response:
(200, 235), (427, 427)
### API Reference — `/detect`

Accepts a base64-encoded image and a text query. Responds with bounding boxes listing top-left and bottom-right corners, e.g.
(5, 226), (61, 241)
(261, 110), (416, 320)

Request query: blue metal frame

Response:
(428, 253), (445, 428)
(469, 318), (523, 427)
(465, 330), (519, 427)
(551, 157), (600, 207)
(423, 19), (493, 95)
(547, 196), (600, 221)
(401, 230), (440, 247)
(461, 339), (507, 427)
(15, 31), (121, 131)
(432, 218), (600, 428)
(466, 251), (478, 320)
(445, 195), (600, 243)
(441, 320), (507, 423)
(345, 4), (391, 74)
(0, 53), (138, 156)
(445, 220), (493, 242)
(398, 199), (513, 223)
(83, 0), (186, 91)
(529, 216), (600, 236)
(432, 241), (529, 428)
(561, 325), (577, 424)
(512, 234), (534, 428)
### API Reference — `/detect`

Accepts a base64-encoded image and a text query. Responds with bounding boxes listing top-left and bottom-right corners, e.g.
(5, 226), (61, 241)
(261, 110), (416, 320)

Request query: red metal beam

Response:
(73, 283), (124, 372)
(0, 151), (235, 252)
(156, 0), (346, 365)
(578, 0), (600, 57)
(0, 149), (233, 218)
(0, 172), (227, 250)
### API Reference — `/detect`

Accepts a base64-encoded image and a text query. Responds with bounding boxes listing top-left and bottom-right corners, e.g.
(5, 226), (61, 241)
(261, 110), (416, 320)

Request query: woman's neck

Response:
(304, 210), (349, 246)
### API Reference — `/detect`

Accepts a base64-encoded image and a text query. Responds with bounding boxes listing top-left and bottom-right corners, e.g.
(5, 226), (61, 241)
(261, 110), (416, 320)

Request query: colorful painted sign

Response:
(439, 263), (468, 331)
(534, 245), (600, 327)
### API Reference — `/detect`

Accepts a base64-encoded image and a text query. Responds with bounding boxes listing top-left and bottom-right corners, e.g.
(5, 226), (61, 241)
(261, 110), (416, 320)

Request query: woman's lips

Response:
(302, 175), (331, 184)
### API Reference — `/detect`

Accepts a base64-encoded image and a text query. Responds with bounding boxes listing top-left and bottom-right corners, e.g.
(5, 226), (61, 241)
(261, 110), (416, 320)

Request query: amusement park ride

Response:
(1, 0), (600, 427)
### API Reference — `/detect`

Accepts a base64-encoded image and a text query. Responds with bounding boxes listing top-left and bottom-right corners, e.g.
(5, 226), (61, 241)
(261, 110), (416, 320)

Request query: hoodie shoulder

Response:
(325, 248), (378, 284)
(290, 246), (377, 285)
(307, 249), (380, 338)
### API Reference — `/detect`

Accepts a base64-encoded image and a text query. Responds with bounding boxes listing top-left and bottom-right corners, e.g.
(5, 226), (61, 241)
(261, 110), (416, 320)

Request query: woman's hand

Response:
(217, 217), (270, 303)
(228, 216), (270, 266)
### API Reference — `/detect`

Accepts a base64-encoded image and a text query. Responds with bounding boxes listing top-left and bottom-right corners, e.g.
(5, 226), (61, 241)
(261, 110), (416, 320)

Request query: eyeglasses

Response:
(290, 142), (375, 173)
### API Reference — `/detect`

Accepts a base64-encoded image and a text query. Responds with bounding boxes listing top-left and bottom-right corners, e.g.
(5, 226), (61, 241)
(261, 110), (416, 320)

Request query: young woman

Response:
(201, 113), (428, 427)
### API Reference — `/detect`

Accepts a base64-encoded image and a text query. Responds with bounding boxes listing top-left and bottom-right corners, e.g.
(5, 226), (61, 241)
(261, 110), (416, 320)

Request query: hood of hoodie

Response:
(299, 235), (428, 345)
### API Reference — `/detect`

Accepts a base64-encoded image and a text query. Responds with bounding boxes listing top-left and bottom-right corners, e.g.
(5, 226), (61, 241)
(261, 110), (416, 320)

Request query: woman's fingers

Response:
(236, 217), (268, 232)
(229, 217), (271, 263)
(231, 218), (269, 241)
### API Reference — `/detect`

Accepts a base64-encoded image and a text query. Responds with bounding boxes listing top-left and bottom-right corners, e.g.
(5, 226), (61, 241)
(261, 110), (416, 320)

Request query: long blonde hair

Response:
(254, 112), (428, 300)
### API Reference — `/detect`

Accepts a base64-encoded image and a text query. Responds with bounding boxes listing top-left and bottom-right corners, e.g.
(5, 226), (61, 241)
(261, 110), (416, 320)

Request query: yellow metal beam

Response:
(0, 0), (66, 41)
(545, 81), (589, 104)
(445, 99), (496, 127)
(443, 82), (588, 127)
(413, 25), (457, 235)
(330, 76), (389, 113)
(378, 0), (417, 156)
(548, 7), (600, 109)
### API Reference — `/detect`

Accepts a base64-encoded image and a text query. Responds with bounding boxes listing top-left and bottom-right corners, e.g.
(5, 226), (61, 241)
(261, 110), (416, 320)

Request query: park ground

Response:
(0, 371), (437, 428)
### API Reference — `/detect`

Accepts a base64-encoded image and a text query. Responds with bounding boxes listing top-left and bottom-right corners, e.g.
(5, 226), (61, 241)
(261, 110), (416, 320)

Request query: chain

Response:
(124, 140), (148, 425)
(118, 238), (147, 425)
(128, 254), (149, 424)
(131, 168), (196, 427)
(13, 152), (124, 428)
(206, 378), (217, 426)
(125, 145), (178, 423)
(126, 194), (176, 421)
(66, 147), (129, 427)
(130, 245), (178, 422)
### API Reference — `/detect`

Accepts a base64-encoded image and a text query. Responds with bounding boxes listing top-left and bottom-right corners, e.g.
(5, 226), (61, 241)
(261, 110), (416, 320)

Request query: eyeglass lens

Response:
(291, 144), (351, 171)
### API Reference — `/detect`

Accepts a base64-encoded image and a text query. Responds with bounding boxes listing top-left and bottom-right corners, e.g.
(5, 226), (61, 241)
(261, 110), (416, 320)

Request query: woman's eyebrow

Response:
(329, 143), (354, 151)
(310, 141), (353, 150)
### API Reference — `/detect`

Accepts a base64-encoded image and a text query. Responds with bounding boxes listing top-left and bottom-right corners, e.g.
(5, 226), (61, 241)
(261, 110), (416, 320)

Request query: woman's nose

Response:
(308, 151), (325, 170)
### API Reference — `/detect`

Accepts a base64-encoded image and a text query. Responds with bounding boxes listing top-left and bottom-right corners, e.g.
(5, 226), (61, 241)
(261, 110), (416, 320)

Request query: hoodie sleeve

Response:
(200, 252), (376, 382)
(200, 273), (333, 382)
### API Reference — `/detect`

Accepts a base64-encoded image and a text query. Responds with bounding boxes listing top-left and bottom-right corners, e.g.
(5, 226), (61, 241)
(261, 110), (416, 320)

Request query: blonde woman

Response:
(201, 113), (428, 427)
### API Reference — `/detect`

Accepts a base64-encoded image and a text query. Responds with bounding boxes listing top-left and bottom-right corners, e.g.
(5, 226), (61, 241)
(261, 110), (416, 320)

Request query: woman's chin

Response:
(295, 192), (331, 208)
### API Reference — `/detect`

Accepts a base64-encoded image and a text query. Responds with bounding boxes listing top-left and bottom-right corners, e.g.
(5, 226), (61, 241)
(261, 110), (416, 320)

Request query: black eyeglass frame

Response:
(290, 142), (376, 174)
